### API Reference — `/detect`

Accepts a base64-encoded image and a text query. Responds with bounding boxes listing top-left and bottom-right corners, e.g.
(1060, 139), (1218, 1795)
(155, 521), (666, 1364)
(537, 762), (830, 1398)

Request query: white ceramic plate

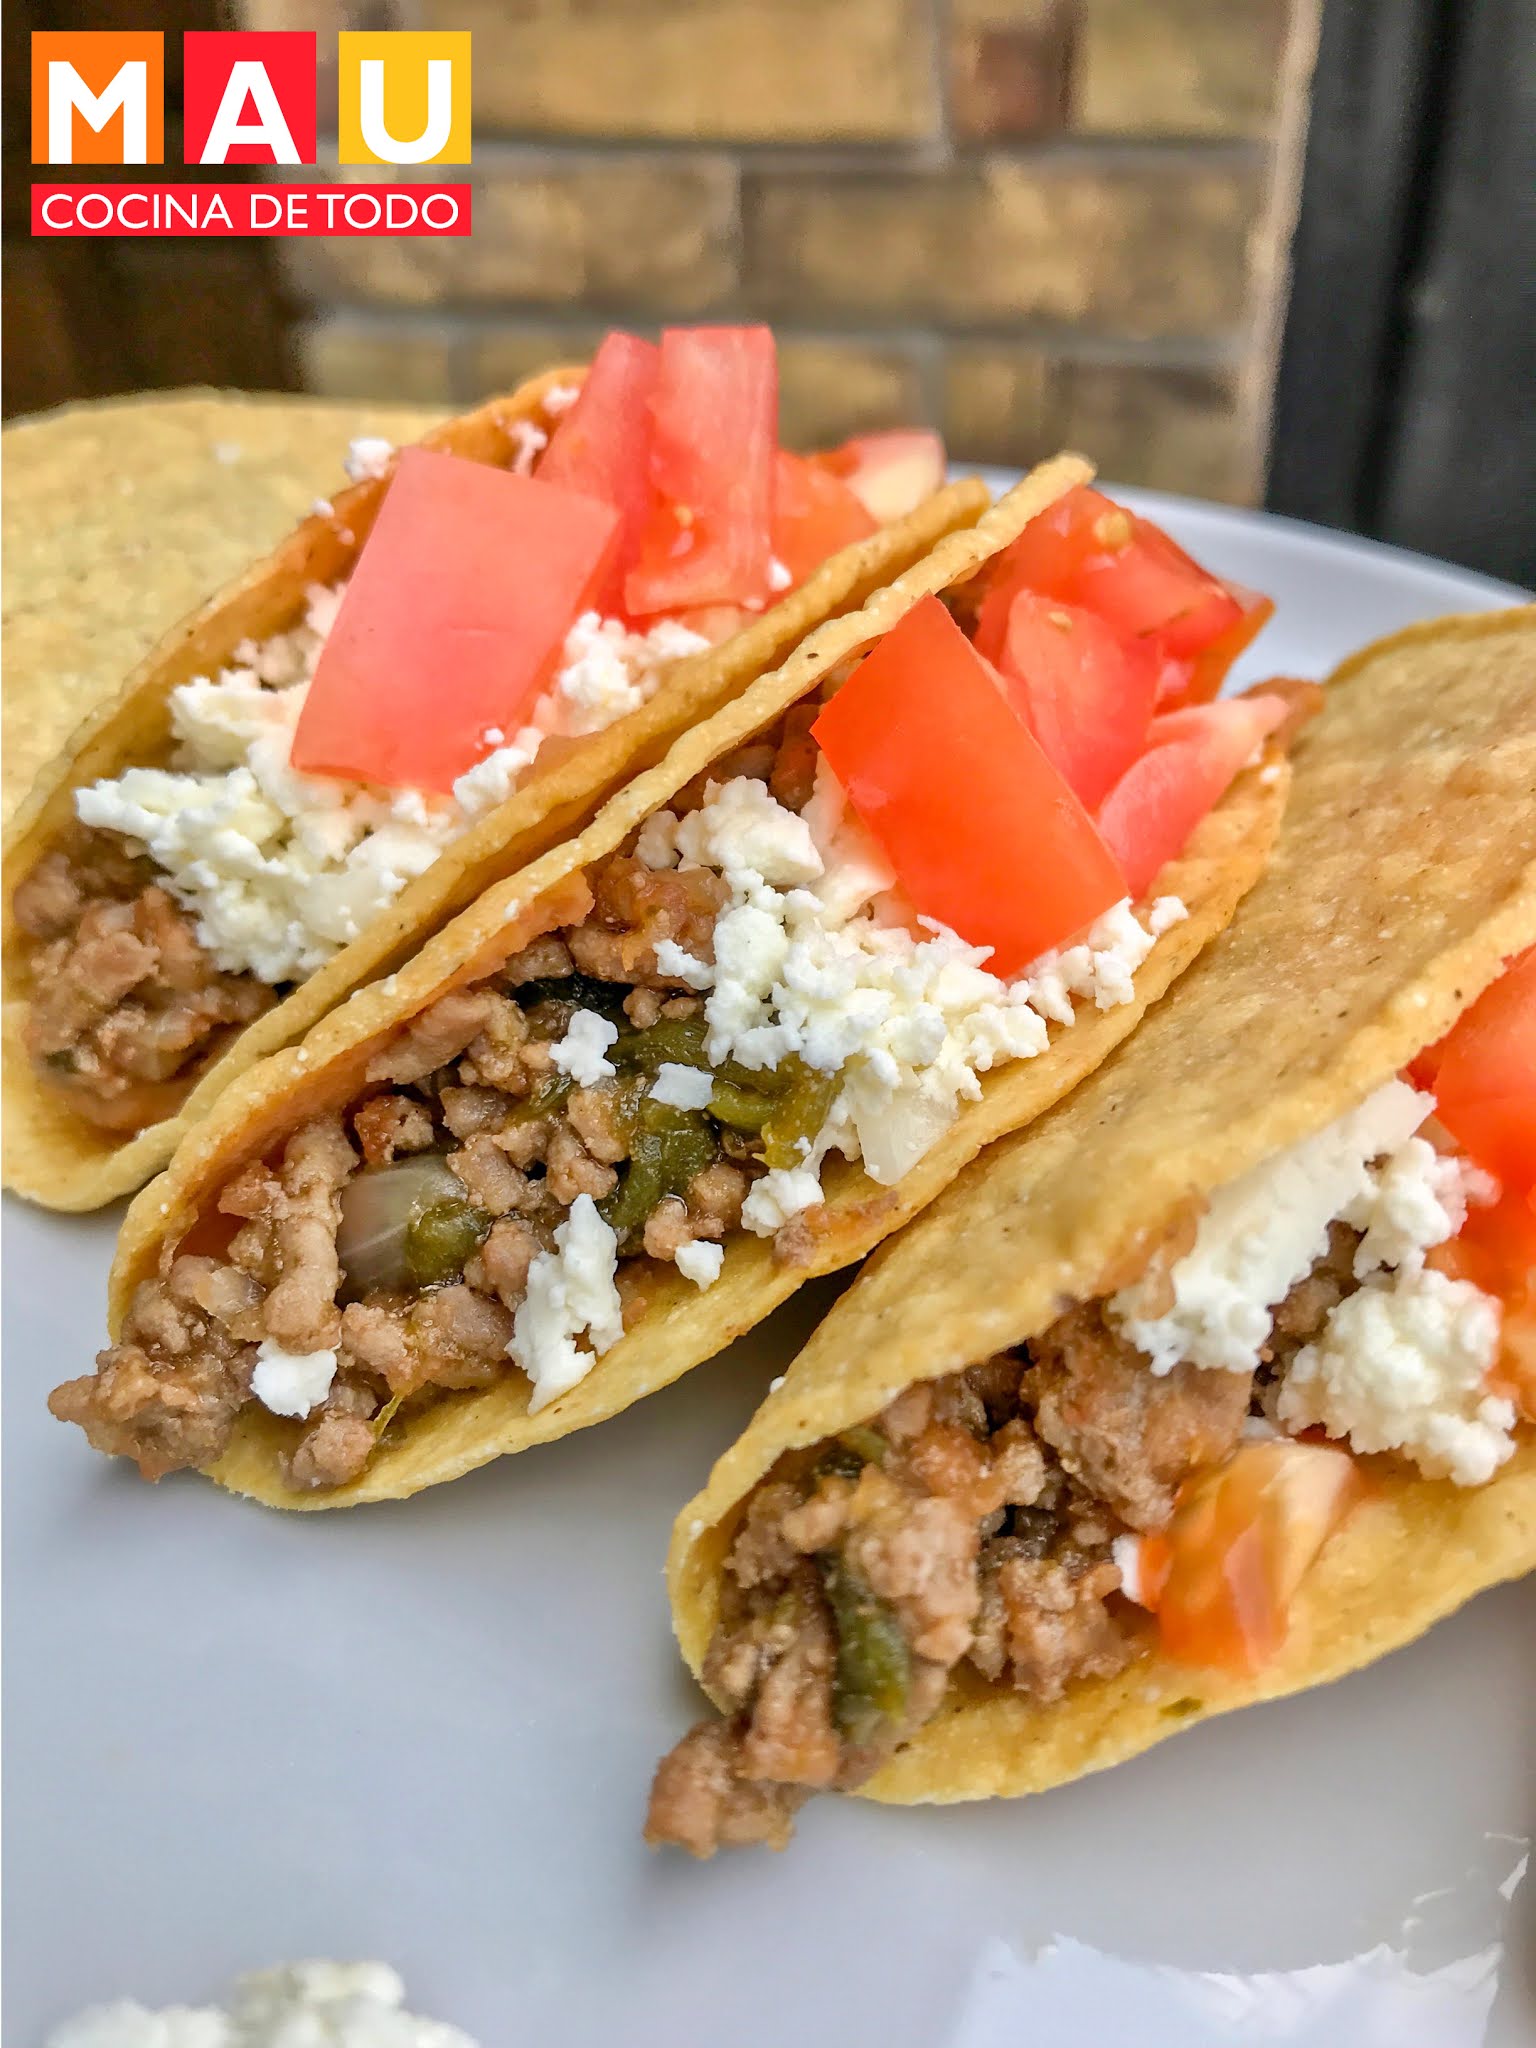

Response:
(5, 490), (1532, 2047)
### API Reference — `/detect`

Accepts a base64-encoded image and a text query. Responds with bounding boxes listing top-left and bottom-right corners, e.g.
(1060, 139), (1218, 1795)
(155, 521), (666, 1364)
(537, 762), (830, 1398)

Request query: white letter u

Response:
(358, 57), (452, 164)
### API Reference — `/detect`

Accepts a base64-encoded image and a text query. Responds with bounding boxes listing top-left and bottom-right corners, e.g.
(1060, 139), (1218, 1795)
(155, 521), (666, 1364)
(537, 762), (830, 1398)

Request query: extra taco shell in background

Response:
(2, 371), (987, 1212)
(94, 457), (1290, 1511)
(664, 606), (1536, 1814)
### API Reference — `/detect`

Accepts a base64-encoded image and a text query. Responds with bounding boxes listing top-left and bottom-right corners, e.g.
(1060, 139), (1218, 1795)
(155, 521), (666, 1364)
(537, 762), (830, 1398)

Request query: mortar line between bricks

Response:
(294, 307), (1248, 370)
(292, 134), (1268, 175)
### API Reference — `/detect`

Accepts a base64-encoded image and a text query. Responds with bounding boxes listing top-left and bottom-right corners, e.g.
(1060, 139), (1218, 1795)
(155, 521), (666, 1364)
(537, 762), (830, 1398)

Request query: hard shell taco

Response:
(48, 457), (1301, 1507)
(4, 324), (979, 1211)
(645, 608), (1536, 1857)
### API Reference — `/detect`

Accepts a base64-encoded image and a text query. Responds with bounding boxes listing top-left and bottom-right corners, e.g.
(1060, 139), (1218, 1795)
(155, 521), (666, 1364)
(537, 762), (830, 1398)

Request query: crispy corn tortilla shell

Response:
(666, 604), (1536, 1806)
(3, 380), (988, 1214)
(100, 455), (1281, 1509)
(2, 391), (446, 822)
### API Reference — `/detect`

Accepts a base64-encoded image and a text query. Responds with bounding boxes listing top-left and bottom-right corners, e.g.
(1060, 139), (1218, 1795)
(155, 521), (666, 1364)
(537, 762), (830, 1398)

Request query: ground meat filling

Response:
(14, 829), (273, 1131)
(646, 1228), (1381, 1856)
(48, 717), (818, 1488)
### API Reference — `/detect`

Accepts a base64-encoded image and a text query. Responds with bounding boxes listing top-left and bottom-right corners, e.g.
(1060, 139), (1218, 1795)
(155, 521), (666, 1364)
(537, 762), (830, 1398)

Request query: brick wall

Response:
(253, 0), (1316, 503)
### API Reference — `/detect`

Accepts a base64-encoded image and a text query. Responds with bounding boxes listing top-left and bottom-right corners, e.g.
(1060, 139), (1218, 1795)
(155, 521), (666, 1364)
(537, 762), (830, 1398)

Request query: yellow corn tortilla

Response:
(665, 605), (1536, 1808)
(97, 454), (1287, 1510)
(2, 391), (448, 822)
(2, 375), (989, 1213)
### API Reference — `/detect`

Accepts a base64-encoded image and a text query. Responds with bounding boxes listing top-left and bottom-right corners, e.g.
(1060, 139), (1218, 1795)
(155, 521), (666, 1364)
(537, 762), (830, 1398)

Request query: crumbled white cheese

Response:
(343, 436), (394, 482)
(46, 1961), (477, 2048)
(651, 1062), (715, 1111)
(675, 1239), (725, 1289)
(673, 773), (824, 887)
(312, 497), (336, 519)
(509, 1195), (625, 1411)
(768, 556), (793, 592)
(741, 1167), (826, 1234)
(542, 382), (581, 418)
(77, 600), (707, 987)
(509, 419), (547, 474)
(647, 758), (1175, 1231)
(1111, 1532), (1147, 1606)
(1108, 1077), (1512, 1485)
(550, 1008), (618, 1086)
(1110, 1081), (1445, 1375)
(634, 809), (682, 871)
(1279, 1268), (1512, 1486)
(1351, 1135), (1493, 1275)
(251, 1341), (337, 1418)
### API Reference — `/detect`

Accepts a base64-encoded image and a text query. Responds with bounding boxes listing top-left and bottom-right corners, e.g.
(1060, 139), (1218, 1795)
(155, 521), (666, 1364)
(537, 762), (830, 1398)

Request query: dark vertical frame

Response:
(1268, 0), (1535, 584)
(1372, 0), (1536, 586)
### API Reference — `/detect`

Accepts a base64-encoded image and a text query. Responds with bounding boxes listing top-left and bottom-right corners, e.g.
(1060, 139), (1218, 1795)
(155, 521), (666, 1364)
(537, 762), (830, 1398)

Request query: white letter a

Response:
(199, 59), (300, 164)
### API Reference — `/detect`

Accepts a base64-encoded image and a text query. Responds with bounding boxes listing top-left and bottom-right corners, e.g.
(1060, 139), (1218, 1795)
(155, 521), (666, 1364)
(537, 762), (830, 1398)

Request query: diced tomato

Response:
(977, 485), (1271, 705)
(1432, 1187), (1536, 1421)
(1499, 1287), (1536, 1422)
(771, 450), (877, 591)
(1140, 1441), (1361, 1674)
(1421, 948), (1536, 1193)
(536, 331), (658, 613)
(291, 448), (619, 793)
(1094, 691), (1288, 898)
(990, 590), (1158, 810)
(811, 595), (1126, 976)
(1175, 586), (1277, 707)
(624, 326), (777, 617)
(975, 487), (1121, 660)
(812, 429), (947, 525)
(1075, 513), (1243, 658)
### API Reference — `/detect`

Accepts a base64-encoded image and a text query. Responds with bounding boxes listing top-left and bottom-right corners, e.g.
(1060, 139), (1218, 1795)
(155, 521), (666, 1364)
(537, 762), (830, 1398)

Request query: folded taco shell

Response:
(3, 371), (987, 1211)
(665, 606), (1536, 1806)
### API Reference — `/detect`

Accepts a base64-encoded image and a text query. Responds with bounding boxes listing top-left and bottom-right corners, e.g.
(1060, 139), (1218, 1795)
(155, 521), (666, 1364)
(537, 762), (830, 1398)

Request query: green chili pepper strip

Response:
(707, 1080), (777, 1132)
(371, 1390), (406, 1442)
(611, 1013), (783, 1098)
(838, 1424), (888, 1467)
(813, 1443), (865, 1484)
(820, 1553), (911, 1746)
(501, 1073), (574, 1126)
(761, 1058), (844, 1172)
(403, 1197), (492, 1288)
(515, 973), (631, 1022)
(598, 1100), (718, 1245)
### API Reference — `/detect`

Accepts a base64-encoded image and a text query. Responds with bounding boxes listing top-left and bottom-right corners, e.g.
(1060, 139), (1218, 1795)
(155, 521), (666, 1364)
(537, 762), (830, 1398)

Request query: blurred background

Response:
(4, 0), (1531, 582)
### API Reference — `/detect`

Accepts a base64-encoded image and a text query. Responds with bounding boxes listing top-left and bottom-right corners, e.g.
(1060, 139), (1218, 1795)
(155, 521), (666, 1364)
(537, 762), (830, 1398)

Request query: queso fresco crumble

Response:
(74, 592), (709, 984)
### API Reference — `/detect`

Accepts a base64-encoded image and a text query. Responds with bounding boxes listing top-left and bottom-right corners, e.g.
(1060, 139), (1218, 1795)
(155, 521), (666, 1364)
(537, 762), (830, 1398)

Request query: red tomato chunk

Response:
(537, 331), (659, 616)
(978, 485), (1272, 709)
(625, 326), (778, 617)
(771, 450), (876, 590)
(1096, 692), (1287, 899)
(989, 590), (1158, 810)
(1141, 1441), (1360, 1675)
(1424, 946), (1536, 1195)
(811, 596), (1126, 978)
(291, 449), (619, 794)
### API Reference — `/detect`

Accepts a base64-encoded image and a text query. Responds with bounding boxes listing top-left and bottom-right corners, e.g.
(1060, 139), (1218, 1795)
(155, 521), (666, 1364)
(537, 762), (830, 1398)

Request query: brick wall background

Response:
(253, 0), (1316, 504)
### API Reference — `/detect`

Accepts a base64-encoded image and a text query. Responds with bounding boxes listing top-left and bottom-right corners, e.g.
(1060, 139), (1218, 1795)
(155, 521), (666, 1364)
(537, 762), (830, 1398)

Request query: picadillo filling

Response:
(645, 1087), (1516, 1856)
(48, 708), (1185, 1490)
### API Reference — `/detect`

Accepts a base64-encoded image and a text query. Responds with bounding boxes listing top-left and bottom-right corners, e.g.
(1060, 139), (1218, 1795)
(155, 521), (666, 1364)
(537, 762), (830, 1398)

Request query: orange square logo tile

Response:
(31, 31), (165, 165)
(338, 31), (471, 166)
